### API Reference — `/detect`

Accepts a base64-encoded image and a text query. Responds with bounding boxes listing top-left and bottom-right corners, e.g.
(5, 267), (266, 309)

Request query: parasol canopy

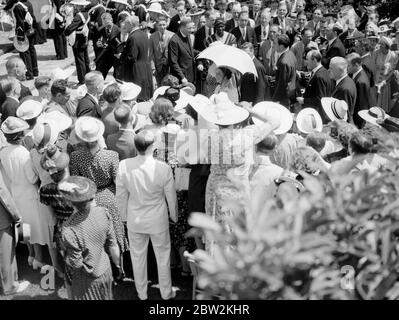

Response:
(197, 43), (258, 77)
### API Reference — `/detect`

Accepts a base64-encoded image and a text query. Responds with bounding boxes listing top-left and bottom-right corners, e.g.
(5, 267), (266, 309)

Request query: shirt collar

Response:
(352, 67), (363, 79)
(278, 47), (289, 59)
(87, 92), (98, 104)
(336, 74), (348, 86)
(8, 96), (19, 103)
(328, 37), (337, 46)
(361, 52), (371, 59)
(312, 64), (323, 74)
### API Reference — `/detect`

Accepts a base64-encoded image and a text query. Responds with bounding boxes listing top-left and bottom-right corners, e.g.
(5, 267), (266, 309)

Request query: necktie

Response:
(263, 29), (267, 38)
(242, 28), (246, 40)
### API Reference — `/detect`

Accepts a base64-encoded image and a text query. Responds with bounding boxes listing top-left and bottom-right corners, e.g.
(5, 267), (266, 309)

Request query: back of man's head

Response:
(34, 76), (52, 91)
(114, 104), (132, 126)
(277, 34), (290, 48)
(134, 130), (155, 154)
(346, 52), (362, 66)
(6, 57), (23, 75)
(85, 71), (103, 93)
(51, 79), (68, 97)
(1, 78), (19, 96)
(102, 83), (122, 104)
(330, 56), (348, 74)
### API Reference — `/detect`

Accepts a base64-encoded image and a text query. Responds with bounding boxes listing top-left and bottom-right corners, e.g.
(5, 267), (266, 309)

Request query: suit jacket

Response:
(321, 37), (345, 69)
(12, 0), (36, 34)
(225, 18), (250, 32)
(332, 75), (357, 124)
(120, 29), (153, 101)
(303, 66), (333, 123)
(76, 93), (101, 118)
(0, 82), (31, 107)
(106, 129), (137, 161)
(353, 69), (371, 128)
(88, 3), (106, 41)
(240, 57), (268, 105)
(272, 16), (291, 34)
(116, 155), (177, 231)
(272, 50), (297, 106)
(64, 11), (90, 49)
(255, 25), (270, 45)
(194, 26), (212, 52)
(149, 30), (174, 77)
(95, 24), (121, 64)
(258, 39), (278, 75)
(0, 97), (19, 123)
(291, 40), (319, 71)
(0, 169), (20, 231)
(168, 14), (181, 34)
(168, 31), (197, 83)
(231, 26), (258, 55)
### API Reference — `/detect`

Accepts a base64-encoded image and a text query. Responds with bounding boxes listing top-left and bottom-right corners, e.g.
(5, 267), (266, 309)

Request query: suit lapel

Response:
(178, 32), (193, 57)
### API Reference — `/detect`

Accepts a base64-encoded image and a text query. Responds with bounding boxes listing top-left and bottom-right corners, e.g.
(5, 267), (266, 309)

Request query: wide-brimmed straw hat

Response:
(296, 108), (323, 134)
(74, 116), (105, 143)
(39, 111), (73, 132)
(1, 117), (29, 134)
(198, 92), (249, 126)
(136, 101), (153, 116)
(321, 97), (348, 122)
(58, 176), (97, 202)
(112, 0), (129, 5)
(16, 100), (43, 120)
(50, 67), (75, 81)
(358, 107), (388, 127)
(120, 82), (142, 101)
(32, 119), (60, 150)
(147, 2), (170, 17)
(188, 94), (211, 114)
(153, 86), (191, 112)
(252, 101), (293, 135)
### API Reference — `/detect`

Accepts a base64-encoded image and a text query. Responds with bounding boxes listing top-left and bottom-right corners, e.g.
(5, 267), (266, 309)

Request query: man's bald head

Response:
(329, 57), (348, 80)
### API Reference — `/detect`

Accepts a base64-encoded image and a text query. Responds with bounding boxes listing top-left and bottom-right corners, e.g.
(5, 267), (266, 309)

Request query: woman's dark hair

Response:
(219, 67), (232, 80)
(149, 98), (174, 125)
(26, 117), (37, 129)
(185, 104), (198, 121)
(161, 74), (179, 87)
(102, 83), (122, 104)
(4, 132), (24, 145)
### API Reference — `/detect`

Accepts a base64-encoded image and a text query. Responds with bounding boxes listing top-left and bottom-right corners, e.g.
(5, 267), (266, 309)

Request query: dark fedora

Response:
(58, 176), (97, 202)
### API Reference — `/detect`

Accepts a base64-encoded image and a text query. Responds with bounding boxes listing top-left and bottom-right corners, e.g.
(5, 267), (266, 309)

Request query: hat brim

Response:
(32, 118), (60, 148)
(252, 102), (293, 135)
(199, 103), (249, 126)
(58, 177), (97, 202)
(40, 16), (50, 30)
(74, 117), (105, 143)
(39, 111), (73, 132)
(358, 110), (387, 127)
(321, 97), (348, 122)
(70, 0), (91, 5)
(16, 100), (43, 120)
(296, 108), (323, 134)
(1, 120), (29, 134)
(188, 94), (211, 114)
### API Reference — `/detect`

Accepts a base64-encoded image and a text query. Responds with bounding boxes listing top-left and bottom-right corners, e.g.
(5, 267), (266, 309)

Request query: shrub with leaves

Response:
(189, 146), (399, 300)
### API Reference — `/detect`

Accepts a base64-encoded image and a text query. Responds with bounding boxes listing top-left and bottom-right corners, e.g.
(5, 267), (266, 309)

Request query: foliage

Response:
(189, 145), (399, 300)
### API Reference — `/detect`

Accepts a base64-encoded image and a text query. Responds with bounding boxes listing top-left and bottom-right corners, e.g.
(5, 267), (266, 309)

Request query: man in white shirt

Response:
(255, 9), (271, 45)
(116, 130), (177, 301)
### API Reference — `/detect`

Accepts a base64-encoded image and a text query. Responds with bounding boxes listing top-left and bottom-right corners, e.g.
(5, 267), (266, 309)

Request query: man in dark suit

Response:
(194, 11), (217, 52)
(240, 42), (268, 105)
(297, 50), (332, 123)
(231, 12), (258, 55)
(339, 17), (364, 54)
(0, 79), (21, 124)
(64, 2), (91, 85)
(95, 12), (122, 80)
(357, 37), (377, 107)
(255, 9), (272, 45)
(321, 22), (345, 69)
(329, 56), (357, 124)
(250, 0), (262, 27)
(167, 2), (186, 33)
(272, 34), (297, 107)
(49, 0), (68, 60)
(0, 57), (32, 107)
(106, 105), (138, 161)
(272, 3), (290, 35)
(76, 71), (104, 118)
(347, 53), (371, 128)
(168, 17), (197, 84)
(88, 0), (107, 60)
(120, 15), (153, 101)
(6, 0), (38, 80)
(225, 2), (245, 32)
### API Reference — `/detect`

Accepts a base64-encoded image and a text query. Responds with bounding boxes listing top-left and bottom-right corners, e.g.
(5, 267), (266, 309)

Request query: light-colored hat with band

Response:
(39, 111), (73, 132)
(74, 116), (105, 143)
(252, 101), (293, 135)
(321, 97), (348, 122)
(1, 117), (29, 134)
(120, 82), (142, 101)
(296, 108), (323, 134)
(70, 0), (91, 5)
(32, 119), (60, 150)
(16, 100), (43, 120)
(358, 107), (388, 127)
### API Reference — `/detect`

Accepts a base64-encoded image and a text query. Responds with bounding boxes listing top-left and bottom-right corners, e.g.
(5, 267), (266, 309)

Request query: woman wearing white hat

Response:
(198, 93), (278, 255)
(69, 116), (129, 271)
(0, 117), (56, 271)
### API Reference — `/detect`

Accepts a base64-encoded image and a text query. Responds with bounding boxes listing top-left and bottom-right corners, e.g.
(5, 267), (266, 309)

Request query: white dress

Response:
(0, 144), (55, 246)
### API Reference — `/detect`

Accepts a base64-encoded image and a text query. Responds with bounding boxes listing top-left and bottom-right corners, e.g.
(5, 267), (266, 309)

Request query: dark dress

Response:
(61, 206), (116, 300)
(69, 148), (128, 253)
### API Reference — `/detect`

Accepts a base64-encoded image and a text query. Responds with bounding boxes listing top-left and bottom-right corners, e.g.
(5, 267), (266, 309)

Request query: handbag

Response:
(174, 167), (191, 191)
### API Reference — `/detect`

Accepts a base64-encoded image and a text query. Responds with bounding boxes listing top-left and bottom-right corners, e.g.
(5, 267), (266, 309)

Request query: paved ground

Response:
(0, 32), (193, 300)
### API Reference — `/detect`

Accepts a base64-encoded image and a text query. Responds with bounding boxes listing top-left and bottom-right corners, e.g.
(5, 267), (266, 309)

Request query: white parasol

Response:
(197, 43), (258, 77)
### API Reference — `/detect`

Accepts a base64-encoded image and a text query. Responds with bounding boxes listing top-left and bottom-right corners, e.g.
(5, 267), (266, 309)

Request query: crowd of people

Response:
(0, 0), (399, 300)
